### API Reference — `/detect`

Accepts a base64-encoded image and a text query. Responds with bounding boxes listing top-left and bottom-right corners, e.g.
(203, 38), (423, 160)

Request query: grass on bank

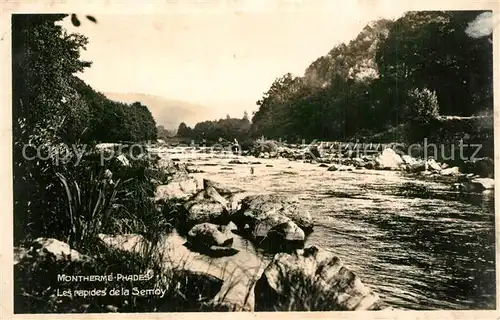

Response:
(15, 142), (388, 313)
(13, 143), (261, 313)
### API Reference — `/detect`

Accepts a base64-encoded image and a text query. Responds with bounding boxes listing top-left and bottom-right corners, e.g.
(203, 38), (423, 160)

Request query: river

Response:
(160, 148), (496, 310)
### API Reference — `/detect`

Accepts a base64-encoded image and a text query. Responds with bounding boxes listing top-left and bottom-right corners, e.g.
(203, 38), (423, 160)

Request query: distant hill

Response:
(103, 92), (212, 130)
(304, 19), (393, 87)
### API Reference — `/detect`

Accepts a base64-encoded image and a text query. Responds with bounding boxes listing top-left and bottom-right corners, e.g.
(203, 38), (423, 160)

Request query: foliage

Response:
(376, 11), (493, 117)
(156, 125), (176, 140)
(73, 78), (158, 143)
(403, 88), (440, 124)
(12, 14), (92, 243)
(249, 11), (493, 142)
(176, 122), (193, 138)
(177, 113), (251, 143)
(55, 168), (125, 249)
(12, 14), (161, 244)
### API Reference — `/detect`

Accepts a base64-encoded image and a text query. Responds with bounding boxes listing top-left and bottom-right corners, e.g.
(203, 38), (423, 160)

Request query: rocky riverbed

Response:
(150, 144), (495, 310)
(15, 144), (495, 312)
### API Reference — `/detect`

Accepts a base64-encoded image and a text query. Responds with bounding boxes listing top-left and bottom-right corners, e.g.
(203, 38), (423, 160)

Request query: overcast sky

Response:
(60, 2), (409, 119)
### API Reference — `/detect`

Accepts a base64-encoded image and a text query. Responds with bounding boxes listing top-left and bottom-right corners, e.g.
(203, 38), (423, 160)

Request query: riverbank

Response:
(14, 142), (495, 312)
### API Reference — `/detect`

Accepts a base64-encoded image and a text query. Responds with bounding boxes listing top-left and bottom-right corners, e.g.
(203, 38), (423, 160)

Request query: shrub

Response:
(404, 87), (440, 124)
(14, 141), (174, 249)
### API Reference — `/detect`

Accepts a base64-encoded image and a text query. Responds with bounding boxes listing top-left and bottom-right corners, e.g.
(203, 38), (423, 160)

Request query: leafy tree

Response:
(12, 14), (159, 242)
(376, 11), (493, 116)
(12, 14), (93, 241)
(72, 78), (157, 143)
(12, 14), (92, 146)
(403, 88), (440, 124)
(249, 11), (492, 142)
(177, 122), (193, 138)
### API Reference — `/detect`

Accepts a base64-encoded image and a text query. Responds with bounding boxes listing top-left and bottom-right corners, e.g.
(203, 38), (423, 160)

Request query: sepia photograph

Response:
(9, 1), (496, 315)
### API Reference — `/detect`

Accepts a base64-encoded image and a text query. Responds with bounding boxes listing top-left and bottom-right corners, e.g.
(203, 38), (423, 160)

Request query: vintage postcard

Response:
(1, 0), (499, 319)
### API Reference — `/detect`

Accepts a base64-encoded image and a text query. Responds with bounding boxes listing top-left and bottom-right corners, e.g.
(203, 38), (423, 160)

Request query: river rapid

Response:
(160, 148), (496, 310)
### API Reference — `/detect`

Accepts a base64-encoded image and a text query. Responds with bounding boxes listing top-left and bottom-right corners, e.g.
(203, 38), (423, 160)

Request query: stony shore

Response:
(14, 143), (493, 312)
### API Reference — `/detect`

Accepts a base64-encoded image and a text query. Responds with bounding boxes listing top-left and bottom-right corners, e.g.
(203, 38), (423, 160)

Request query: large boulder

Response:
(187, 223), (237, 256)
(183, 197), (229, 230)
(201, 184), (230, 208)
(254, 246), (384, 311)
(252, 214), (292, 239)
(269, 221), (305, 242)
(155, 177), (201, 201)
(180, 184), (232, 230)
(233, 194), (313, 233)
(472, 178), (495, 190)
(401, 155), (426, 173)
(264, 221), (306, 253)
(401, 154), (418, 166)
(14, 238), (92, 265)
(231, 194), (311, 253)
(162, 231), (264, 311)
(440, 166), (460, 176)
(203, 178), (244, 197)
(454, 178), (496, 193)
(374, 148), (403, 170)
(187, 223), (234, 247)
(425, 158), (442, 172)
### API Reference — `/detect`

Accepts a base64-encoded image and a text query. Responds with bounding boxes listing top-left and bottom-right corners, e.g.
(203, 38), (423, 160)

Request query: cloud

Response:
(465, 12), (496, 38)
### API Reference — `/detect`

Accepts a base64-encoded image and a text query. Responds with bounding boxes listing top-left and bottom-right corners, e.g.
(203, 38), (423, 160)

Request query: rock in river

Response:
(327, 164), (355, 172)
(233, 194), (313, 233)
(460, 157), (494, 178)
(187, 223), (237, 257)
(254, 246), (384, 311)
(453, 178), (494, 193)
(264, 221), (306, 253)
(374, 148), (403, 170)
(185, 200), (227, 226)
(203, 178), (244, 197)
(440, 166), (460, 176)
(252, 214), (292, 239)
(182, 187), (230, 230)
(155, 177), (201, 201)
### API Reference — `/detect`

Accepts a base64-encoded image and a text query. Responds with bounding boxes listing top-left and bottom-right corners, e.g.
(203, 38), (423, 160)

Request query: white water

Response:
(156, 148), (496, 310)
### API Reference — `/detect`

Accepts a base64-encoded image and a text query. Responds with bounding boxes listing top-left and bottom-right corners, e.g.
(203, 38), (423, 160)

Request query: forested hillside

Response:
(175, 112), (251, 143)
(12, 14), (158, 242)
(250, 11), (493, 142)
(12, 14), (157, 149)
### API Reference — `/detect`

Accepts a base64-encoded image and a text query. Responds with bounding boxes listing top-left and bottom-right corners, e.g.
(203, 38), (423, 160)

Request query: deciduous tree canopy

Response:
(249, 11), (493, 142)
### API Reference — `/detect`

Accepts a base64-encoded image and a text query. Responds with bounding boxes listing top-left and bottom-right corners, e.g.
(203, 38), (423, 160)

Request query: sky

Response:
(60, 1), (409, 119)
